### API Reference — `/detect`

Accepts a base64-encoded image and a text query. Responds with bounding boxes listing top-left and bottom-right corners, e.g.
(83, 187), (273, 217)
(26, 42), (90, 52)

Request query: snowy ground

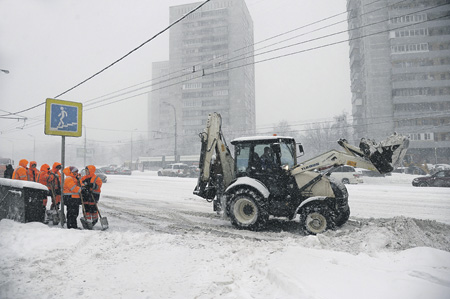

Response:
(1, 172), (449, 299)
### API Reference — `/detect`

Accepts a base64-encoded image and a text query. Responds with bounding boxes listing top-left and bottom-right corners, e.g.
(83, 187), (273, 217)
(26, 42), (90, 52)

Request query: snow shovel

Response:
(48, 187), (60, 225)
(79, 188), (93, 230)
(92, 194), (108, 230)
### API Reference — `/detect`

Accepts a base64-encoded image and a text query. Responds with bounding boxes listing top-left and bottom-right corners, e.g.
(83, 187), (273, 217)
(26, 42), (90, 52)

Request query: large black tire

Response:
(342, 178), (350, 184)
(227, 188), (268, 231)
(418, 181), (428, 187)
(157, 171), (162, 176)
(299, 202), (335, 235)
(334, 206), (350, 227)
(329, 179), (350, 227)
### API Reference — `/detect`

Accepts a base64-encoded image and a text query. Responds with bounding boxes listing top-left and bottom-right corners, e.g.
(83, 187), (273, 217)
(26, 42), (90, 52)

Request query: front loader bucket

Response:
(360, 133), (409, 174)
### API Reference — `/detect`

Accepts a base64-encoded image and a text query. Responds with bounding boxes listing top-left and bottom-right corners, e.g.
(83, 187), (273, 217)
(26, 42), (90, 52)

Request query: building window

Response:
(182, 83), (202, 90)
(213, 89), (229, 96)
(389, 13), (427, 24)
(391, 43), (428, 54)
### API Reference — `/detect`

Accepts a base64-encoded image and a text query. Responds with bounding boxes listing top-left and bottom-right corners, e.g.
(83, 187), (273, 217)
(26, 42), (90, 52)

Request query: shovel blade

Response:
(59, 210), (66, 227)
(100, 217), (109, 230)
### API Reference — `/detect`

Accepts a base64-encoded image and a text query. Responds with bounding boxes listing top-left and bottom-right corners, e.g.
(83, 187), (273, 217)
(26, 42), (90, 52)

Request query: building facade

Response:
(347, 0), (450, 164)
(148, 0), (255, 158)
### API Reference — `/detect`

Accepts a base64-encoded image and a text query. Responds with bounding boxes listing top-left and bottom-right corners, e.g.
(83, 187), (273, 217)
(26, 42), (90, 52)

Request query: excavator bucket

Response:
(359, 133), (409, 174)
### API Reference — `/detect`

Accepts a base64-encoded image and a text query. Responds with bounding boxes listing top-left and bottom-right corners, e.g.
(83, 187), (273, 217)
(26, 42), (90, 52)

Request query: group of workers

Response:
(6, 159), (102, 229)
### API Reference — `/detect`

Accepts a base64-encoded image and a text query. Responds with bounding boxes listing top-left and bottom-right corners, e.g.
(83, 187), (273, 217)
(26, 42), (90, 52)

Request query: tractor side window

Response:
(235, 145), (250, 175)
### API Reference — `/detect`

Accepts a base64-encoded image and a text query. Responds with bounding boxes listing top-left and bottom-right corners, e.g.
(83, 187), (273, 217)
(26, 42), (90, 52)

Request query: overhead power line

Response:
(4, 9), (449, 134)
(0, 0), (211, 118)
(82, 1), (447, 112)
(1, 0), (406, 118)
(2, 2), (449, 135)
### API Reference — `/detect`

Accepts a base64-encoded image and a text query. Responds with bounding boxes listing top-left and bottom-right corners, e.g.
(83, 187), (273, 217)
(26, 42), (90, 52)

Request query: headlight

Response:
(281, 164), (290, 171)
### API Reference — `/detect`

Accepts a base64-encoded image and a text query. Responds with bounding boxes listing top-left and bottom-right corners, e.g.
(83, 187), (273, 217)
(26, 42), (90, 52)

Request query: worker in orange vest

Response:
(37, 164), (51, 213)
(12, 159), (29, 181)
(81, 165), (102, 225)
(28, 161), (38, 182)
(48, 162), (62, 208)
(63, 166), (81, 229)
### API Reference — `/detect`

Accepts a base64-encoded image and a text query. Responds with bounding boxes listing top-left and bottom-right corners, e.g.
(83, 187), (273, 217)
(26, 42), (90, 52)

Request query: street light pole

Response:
(130, 129), (137, 169)
(27, 134), (35, 160)
(163, 102), (177, 162)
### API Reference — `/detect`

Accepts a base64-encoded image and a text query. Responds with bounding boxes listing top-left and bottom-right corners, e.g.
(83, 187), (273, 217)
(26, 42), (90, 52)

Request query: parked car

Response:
(157, 163), (189, 177)
(116, 167), (132, 175)
(80, 168), (108, 183)
(99, 166), (117, 175)
(328, 165), (363, 184)
(412, 170), (450, 187)
(430, 164), (450, 174)
(187, 165), (200, 178)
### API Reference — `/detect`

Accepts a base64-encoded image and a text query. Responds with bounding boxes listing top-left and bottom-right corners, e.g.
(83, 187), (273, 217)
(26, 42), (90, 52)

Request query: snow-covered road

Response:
(0, 172), (449, 299)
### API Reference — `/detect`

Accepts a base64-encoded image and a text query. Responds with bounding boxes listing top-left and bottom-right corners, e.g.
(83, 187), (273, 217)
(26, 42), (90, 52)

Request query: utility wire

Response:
(0, 0), (211, 118)
(2, 4), (449, 134)
(83, 1), (447, 111)
(83, 0), (409, 109)
(0, 0), (416, 118)
(3, 0), (403, 115)
(3, 10), (449, 134)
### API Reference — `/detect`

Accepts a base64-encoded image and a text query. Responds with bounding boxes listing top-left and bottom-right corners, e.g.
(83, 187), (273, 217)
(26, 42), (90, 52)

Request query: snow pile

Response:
(1, 172), (450, 299)
(314, 217), (450, 255)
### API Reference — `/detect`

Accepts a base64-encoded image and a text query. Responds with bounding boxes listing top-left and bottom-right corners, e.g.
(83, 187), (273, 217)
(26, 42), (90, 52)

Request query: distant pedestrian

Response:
(37, 164), (51, 209)
(48, 162), (62, 209)
(3, 164), (13, 179)
(12, 159), (29, 181)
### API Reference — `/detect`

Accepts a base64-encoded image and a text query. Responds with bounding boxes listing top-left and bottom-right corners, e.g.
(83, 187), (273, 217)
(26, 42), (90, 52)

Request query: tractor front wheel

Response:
(300, 202), (335, 235)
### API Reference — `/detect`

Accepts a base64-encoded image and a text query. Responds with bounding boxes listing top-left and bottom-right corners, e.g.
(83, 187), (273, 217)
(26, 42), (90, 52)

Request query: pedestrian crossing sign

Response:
(45, 98), (82, 137)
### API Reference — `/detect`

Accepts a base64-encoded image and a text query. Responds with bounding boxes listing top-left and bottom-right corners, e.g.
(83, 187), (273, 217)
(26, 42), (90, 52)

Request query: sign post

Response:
(45, 98), (83, 227)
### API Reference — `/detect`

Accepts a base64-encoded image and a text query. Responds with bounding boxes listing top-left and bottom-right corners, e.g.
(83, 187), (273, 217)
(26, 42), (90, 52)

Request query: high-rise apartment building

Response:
(148, 0), (255, 157)
(347, 0), (450, 164)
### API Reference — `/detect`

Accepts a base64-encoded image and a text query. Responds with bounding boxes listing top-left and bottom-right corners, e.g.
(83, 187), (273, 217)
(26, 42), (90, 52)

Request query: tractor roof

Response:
(231, 135), (295, 145)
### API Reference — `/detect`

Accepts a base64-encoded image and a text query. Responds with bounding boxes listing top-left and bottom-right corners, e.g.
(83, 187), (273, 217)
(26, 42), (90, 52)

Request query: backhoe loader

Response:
(194, 113), (409, 234)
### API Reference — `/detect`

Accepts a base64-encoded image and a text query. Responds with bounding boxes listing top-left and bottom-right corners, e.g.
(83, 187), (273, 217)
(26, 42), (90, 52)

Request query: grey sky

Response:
(0, 0), (351, 162)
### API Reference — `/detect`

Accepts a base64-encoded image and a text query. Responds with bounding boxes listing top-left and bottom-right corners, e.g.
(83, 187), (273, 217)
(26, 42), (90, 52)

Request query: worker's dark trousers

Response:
(64, 196), (80, 229)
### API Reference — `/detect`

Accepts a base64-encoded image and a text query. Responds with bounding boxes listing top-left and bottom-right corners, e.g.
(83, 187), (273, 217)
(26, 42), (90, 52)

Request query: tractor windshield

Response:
(279, 141), (296, 168)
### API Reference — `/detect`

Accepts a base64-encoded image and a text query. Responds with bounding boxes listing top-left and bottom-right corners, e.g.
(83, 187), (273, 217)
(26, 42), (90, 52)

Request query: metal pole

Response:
(84, 125), (86, 166)
(131, 133), (133, 169)
(60, 136), (66, 227)
(163, 102), (177, 162)
(174, 106), (177, 163)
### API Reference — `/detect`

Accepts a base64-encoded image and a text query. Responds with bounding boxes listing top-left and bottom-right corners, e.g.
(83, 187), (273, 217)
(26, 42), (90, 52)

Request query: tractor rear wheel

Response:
(227, 188), (268, 231)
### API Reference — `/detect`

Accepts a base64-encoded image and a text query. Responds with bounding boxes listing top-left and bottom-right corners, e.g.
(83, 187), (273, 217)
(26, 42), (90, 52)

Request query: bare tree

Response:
(274, 120), (293, 136)
(300, 112), (352, 160)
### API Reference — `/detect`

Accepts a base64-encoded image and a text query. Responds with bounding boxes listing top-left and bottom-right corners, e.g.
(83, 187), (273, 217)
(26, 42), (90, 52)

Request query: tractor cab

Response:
(231, 136), (302, 217)
(231, 136), (297, 176)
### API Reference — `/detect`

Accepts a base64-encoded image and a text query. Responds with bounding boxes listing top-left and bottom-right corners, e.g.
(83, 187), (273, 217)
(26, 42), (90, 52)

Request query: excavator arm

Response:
(296, 133), (410, 174)
(194, 113), (235, 200)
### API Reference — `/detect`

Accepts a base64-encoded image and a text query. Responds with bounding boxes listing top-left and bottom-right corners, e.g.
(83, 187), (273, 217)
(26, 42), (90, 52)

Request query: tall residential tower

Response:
(149, 0), (255, 158)
(347, 0), (450, 164)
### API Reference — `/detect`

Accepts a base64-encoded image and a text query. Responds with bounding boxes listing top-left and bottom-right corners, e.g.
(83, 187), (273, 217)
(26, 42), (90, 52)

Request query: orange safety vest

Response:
(63, 176), (81, 198)
(12, 166), (29, 181)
